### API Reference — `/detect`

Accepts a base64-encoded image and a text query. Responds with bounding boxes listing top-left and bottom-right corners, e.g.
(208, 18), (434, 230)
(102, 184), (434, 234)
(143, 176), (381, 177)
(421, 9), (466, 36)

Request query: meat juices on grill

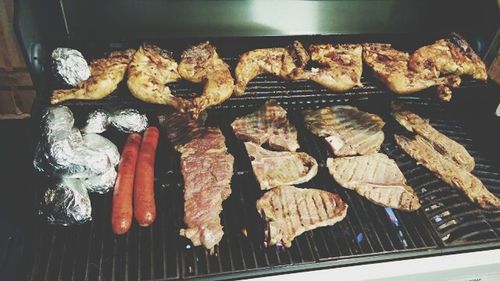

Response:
(256, 185), (348, 248)
(178, 42), (235, 118)
(327, 153), (421, 211)
(245, 142), (318, 190)
(51, 49), (136, 104)
(177, 128), (235, 252)
(231, 100), (299, 151)
(127, 43), (187, 110)
(291, 44), (363, 92)
(395, 134), (500, 210)
(392, 106), (475, 171)
(234, 41), (310, 96)
(303, 105), (385, 156)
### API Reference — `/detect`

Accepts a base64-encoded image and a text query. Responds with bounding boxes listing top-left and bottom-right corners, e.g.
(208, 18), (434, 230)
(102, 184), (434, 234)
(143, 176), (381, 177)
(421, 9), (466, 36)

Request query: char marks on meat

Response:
(256, 185), (348, 248)
(392, 105), (475, 171)
(245, 142), (318, 190)
(231, 100), (299, 151)
(395, 134), (500, 210)
(303, 105), (385, 156)
(177, 128), (234, 251)
(327, 153), (420, 211)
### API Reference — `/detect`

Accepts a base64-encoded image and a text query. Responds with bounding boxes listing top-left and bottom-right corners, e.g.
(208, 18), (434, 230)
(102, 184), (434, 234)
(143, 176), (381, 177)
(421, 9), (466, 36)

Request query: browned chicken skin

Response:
(178, 42), (234, 118)
(291, 44), (363, 92)
(51, 49), (135, 104)
(127, 43), (186, 110)
(362, 43), (461, 101)
(234, 41), (309, 96)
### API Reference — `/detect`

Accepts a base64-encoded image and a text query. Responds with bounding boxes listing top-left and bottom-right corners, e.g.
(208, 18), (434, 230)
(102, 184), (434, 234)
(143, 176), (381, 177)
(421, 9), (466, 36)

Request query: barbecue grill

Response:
(2, 0), (499, 280)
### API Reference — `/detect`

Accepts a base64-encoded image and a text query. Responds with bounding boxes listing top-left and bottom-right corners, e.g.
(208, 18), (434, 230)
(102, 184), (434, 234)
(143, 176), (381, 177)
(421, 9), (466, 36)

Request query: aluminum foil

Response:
(81, 109), (110, 134)
(39, 177), (92, 225)
(110, 109), (148, 133)
(52, 48), (91, 86)
(82, 133), (120, 167)
(82, 168), (117, 194)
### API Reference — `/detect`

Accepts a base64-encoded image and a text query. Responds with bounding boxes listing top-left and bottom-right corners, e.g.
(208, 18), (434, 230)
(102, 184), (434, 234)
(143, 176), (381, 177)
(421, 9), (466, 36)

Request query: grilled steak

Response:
(256, 185), (348, 248)
(392, 106), (475, 171)
(395, 134), (500, 210)
(231, 100), (299, 151)
(245, 142), (318, 190)
(327, 153), (420, 211)
(303, 105), (385, 156)
(177, 128), (235, 251)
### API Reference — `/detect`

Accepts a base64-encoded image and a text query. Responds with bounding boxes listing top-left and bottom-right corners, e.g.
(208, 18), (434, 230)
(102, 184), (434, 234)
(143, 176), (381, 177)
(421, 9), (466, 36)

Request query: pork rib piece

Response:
(177, 128), (235, 252)
(303, 105), (385, 156)
(327, 153), (421, 211)
(395, 134), (500, 210)
(245, 142), (318, 190)
(392, 106), (475, 171)
(231, 100), (299, 151)
(256, 185), (348, 248)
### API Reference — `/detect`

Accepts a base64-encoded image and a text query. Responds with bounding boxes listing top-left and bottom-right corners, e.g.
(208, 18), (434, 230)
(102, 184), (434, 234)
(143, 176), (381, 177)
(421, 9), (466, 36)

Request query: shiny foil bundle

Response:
(110, 108), (148, 133)
(51, 48), (91, 86)
(81, 109), (110, 134)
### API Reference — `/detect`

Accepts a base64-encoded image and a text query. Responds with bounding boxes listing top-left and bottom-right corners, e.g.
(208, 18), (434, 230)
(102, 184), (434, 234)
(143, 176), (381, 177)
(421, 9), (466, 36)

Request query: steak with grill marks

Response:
(303, 105), (385, 156)
(256, 185), (348, 248)
(177, 128), (234, 252)
(327, 153), (421, 211)
(245, 142), (318, 190)
(231, 100), (299, 151)
(395, 134), (500, 210)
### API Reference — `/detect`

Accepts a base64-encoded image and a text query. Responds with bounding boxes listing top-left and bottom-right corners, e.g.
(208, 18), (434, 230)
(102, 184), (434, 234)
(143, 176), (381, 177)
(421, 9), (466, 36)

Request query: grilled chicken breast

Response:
(245, 142), (318, 190)
(327, 153), (421, 211)
(395, 134), (500, 210)
(303, 105), (385, 156)
(127, 43), (185, 110)
(51, 49), (135, 104)
(231, 100), (299, 151)
(234, 41), (309, 96)
(291, 44), (363, 92)
(392, 106), (475, 171)
(409, 33), (487, 81)
(256, 185), (348, 248)
(362, 43), (461, 101)
(178, 42), (235, 118)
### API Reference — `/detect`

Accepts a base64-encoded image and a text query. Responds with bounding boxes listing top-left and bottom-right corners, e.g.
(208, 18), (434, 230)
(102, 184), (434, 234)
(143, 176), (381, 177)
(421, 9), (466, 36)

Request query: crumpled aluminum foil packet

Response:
(110, 108), (148, 133)
(52, 48), (91, 86)
(81, 109), (110, 134)
(39, 177), (92, 225)
(81, 168), (117, 194)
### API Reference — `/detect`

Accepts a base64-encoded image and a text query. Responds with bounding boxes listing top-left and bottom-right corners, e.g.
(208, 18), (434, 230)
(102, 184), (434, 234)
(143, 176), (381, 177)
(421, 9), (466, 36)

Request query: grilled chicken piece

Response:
(178, 128), (234, 252)
(362, 43), (461, 101)
(395, 134), (500, 210)
(178, 42), (234, 118)
(303, 105), (385, 156)
(234, 41), (309, 96)
(409, 33), (487, 81)
(291, 44), (363, 92)
(51, 49), (135, 104)
(245, 142), (318, 190)
(256, 185), (348, 248)
(327, 153), (421, 211)
(231, 100), (299, 151)
(127, 43), (186, 110)
(392, 105), (475, 171)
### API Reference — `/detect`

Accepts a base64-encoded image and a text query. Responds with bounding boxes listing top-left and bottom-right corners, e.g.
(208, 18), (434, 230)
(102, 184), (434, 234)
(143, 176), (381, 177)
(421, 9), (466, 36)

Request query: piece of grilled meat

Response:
(395, 134), (500, 210)
(362, 43), (461, 101)
(51, 49), (135, 104)
(234, 41), (309, 96)
(291, 44), (363, 92)
(127, 43), (186, 110)
(303, 105), (385, 156)
(256, 185), (348, 248)
(409, 33), (487, 81)
(178, 42), (234, 118)
(327, 153), (421, 211)
(392, 105), (475, 171)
